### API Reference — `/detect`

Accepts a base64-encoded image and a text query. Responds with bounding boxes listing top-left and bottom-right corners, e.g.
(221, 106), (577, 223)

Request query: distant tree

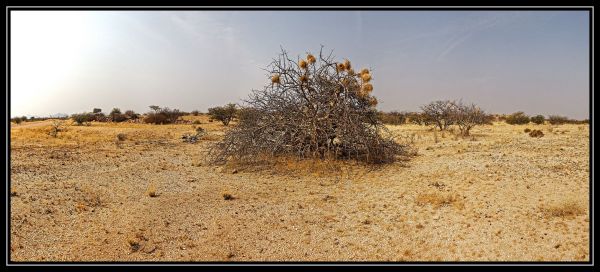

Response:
(530, 115), (545, 125)
(208, 103), (238, 126)
(149, 105), (161, 113)
(93, 108), (102, 114)
(452, 102), (490, 136)
(421, 100), (457, 131)
(191, 110), (200, 116)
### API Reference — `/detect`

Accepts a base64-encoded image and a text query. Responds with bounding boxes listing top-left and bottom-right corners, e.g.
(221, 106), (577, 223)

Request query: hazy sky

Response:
(10, 10), (590, 119)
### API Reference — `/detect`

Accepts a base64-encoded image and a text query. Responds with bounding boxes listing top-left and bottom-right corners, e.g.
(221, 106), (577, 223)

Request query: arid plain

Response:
(10, 115), (589, 261)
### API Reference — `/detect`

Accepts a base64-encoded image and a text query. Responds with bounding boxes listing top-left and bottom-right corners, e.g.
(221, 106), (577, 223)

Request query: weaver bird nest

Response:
(211, 47), (411, 164)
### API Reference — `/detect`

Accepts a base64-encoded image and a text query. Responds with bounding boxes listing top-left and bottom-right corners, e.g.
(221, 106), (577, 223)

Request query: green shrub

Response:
(71, 113), (93, 126)
(208, 103), (237, 126)
(531, 115), (545, 125)
(505, 112), (530, 125)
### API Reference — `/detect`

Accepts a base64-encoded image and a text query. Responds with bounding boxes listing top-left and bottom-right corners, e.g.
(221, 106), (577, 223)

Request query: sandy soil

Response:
(9, 117), (590, 261)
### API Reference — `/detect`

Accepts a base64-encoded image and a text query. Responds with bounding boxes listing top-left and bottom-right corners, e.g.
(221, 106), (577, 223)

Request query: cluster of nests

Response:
(270, 55), (377, 107)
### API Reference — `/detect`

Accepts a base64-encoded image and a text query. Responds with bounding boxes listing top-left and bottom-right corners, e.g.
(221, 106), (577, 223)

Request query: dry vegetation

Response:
(9, 115), (589, 262)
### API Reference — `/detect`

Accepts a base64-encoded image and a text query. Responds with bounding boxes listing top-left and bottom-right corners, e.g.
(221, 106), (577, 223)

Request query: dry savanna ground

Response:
(10, 115), (590, 261)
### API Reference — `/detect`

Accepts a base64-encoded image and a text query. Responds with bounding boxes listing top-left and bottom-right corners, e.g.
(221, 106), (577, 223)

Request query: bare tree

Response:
(421, 100), (457, 131)
(211, 47), (411, 164)
(453, 101), (490, 136)
(49, 120), (65, 138)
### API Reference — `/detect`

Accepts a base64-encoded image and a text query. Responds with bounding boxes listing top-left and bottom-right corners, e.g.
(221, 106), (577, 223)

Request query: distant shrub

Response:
(208, 103), (237, 126)
(222, 193), (235, 200)
(505, 112), (530, 125)
(191, 110), (200, 116)
(192, 120), (201, 125)
(548, 115), (569, 125)
(93, 108), (102, 114)
(91, 112), (107, 122)
(124, 110), (139, 120)
(524, 128), (531, 133)
(531, 115), (545, 125)
(407, 112), (428, 125)
(71, 113), (93, 126)
(379, 111), (407, 125)
(12, 117), (26, 124)
(108, 108), (127, 122)
(116, 133), (127, 141)
(49, 120), (66, 137)
(529, 129), (544, 138)
(143, 105), (184, 124)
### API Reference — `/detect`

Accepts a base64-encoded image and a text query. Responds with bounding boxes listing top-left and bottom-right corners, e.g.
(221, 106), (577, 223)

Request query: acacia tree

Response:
(208, 103), (237, 126)
(211, 47), (410, 164)
(453, 102), (490, 136)
(421, 100), (457, 131)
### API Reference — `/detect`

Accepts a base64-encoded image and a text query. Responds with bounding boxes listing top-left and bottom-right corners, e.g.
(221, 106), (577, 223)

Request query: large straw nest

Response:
(271, 74), (281, 84)
(368, 96), (378, 107)
(362, 83), (374, 93)
(307, 54), (316, 63)
(361, 73), (372, 82)
(299, 59), (308, 69)
(344, 59), (352, 70)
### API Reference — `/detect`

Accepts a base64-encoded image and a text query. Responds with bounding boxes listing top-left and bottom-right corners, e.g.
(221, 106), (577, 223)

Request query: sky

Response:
(10, 10), (590, 119)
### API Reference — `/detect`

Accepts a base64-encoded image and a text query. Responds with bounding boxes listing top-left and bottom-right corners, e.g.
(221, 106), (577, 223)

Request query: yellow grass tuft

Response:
(360, 68), (370, 75)
(336, 63), (346, 72)
(540, 200), (584, 218)
(415, 192), (463, 209)
(146, 183), (157, 197)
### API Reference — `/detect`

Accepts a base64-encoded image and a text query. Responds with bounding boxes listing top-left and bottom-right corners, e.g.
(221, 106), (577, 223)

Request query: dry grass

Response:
(9, 119), (589, 261)
(146, 183), (158, 197)
(541, 200), (585, 218)
(415, 192), (464, 209)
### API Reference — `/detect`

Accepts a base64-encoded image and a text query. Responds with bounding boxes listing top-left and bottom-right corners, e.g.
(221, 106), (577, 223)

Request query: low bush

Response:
(530, 115), (545, 125)
(505, 112), (530, 125)
(143, 106), (184, 124)
(548, 115), (569, 125)
(379, 111), (407, 125)
(529, 129), (544, 138)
